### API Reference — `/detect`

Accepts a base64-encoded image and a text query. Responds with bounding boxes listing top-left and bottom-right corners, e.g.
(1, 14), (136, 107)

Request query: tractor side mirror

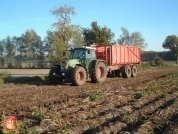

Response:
(87, 50), (90, 54)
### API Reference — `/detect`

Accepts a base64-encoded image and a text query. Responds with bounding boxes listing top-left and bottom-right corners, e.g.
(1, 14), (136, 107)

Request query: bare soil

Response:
(1, 67), (178, 134)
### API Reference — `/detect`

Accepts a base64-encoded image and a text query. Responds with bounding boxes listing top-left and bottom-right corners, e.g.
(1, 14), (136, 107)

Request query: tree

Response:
(141, 51), (176, 61)
(2, 36), (16, 68)
(0, 40), (5, 68)
(36, 40), (46, 68)
(83, 21), (115, 46)
(47, 4), (85, 65)
(0, 40), (4, 58)
(22, 29), (41, 67)
(15, 36), (27, 62)
(162, 35), (178, 64)
(154, 55), (165, 67)
(10, 36), (26, 68)
(117, 27), (147, 49)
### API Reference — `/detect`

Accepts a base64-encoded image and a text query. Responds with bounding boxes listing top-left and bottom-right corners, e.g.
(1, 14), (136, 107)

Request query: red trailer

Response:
(92, 44), (141, 78)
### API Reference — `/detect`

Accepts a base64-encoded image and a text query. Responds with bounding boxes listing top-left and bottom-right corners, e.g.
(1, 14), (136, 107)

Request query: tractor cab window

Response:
(72, 49), (86, 59)
(86, 49), (96, 59)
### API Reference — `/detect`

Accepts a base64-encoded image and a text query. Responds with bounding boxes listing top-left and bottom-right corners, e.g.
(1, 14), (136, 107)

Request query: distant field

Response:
(165, 61), (177, 65)
(0, 61), (177, 76)
(0, 69), (50, 76)
(143, 61), (177, 65)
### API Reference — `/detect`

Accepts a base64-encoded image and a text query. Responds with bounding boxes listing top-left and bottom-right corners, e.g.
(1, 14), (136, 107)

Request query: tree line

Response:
(0, 4), (177, 68)
(142, 51), (176, 61)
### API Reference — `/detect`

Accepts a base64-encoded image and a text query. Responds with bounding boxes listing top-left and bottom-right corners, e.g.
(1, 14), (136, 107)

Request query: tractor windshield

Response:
(71, 48), (86, 59)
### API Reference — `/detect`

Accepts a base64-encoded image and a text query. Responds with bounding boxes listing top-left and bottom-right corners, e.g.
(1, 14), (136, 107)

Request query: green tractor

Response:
(48, 46), (107, 86)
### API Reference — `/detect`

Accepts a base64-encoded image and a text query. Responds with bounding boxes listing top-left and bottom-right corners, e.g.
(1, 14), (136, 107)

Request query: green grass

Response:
(138, 61), (175, 71)
(0, 78), (4, 85)
(0, 71), (10, 85)
(137, 62), (152, 71)
(31, 107), (45, 124)
(134, 90), (152, 99)
(6, 123), (42, 134)
(83, 91), (103, 101)
(161, 72), (178, 79)
(123, 115), (135, 124)
(0, 71), (10, 78)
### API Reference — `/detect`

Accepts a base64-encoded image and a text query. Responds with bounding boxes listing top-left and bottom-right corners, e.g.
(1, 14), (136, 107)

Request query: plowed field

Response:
(1, 67), (178, 134)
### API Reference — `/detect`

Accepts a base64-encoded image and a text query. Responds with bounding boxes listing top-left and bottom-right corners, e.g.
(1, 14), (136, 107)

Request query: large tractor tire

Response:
(131, 65), (137, 77)
(122, 65), (132, 78)
(71, 66), (87, 86)
(91, 62), (107, 83)
(48, 66), (63, 85)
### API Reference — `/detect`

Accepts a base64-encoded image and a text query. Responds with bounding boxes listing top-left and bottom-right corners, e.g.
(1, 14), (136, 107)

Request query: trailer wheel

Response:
(49, 66), (63, 85)
(131, 65), (137, 77)
(122, 65), (132, 78)
(111, 71), (116, 78)
(71, 66), (86, 86)
(91, 62), (107, 83)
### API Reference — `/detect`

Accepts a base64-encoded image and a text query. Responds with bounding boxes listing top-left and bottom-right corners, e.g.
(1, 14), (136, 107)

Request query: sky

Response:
(0, 0), (178, 52)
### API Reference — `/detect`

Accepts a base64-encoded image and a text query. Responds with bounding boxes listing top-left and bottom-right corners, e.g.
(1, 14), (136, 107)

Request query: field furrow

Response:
(1, 67), (178, 133)
(96, 89), (178, 134)
(132, 94), (178, 134)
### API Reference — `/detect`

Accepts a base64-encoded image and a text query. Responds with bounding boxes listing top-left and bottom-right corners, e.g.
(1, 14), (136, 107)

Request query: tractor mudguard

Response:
(92, 59), (106, 69)
(75, 64), (88, 72)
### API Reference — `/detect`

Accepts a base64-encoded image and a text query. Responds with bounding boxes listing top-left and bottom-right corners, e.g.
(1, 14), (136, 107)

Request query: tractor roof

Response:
(74, 46), (96, 50)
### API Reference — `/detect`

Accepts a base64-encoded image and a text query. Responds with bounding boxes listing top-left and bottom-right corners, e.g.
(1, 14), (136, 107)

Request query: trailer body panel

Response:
(93, 45), (141, 66)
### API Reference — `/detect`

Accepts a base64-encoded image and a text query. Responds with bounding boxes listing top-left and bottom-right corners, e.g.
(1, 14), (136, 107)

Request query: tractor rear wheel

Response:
(131, 65), (137, 77)
(91, 62), (107, 83)
(49, 66), (63, 85)
(71, 66), (86, 86)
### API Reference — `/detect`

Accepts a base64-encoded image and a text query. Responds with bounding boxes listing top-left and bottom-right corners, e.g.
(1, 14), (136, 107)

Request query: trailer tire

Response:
(49, 66), (63, 85)
(91, 62), (107, 83)
(71, 66), (86, 86)
(123, 65), (132, 78)
(131, 65), (137, 77)
(111, 71), (116, 78)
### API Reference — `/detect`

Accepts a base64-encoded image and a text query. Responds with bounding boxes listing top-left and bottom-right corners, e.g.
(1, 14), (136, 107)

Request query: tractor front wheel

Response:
(91, 62), (107, 83)
(71, 66), (87, 86)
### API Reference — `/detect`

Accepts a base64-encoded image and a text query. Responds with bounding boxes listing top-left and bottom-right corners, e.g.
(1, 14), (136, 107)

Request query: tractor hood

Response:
(61, 59), (80, 69)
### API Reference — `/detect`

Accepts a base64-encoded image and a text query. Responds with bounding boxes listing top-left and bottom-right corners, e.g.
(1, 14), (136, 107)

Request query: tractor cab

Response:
(71, 47), (97, 71)
(64, 46), (96, 60)
(62, 46), (97, 69)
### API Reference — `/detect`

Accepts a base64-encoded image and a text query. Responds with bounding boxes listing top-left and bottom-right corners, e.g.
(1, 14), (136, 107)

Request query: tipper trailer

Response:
(48, 44), (141, 86)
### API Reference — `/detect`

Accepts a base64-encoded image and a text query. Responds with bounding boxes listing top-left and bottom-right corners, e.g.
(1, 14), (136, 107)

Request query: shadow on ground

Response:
(2, 76), (50, 86)
(1, 76), (75, 86)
